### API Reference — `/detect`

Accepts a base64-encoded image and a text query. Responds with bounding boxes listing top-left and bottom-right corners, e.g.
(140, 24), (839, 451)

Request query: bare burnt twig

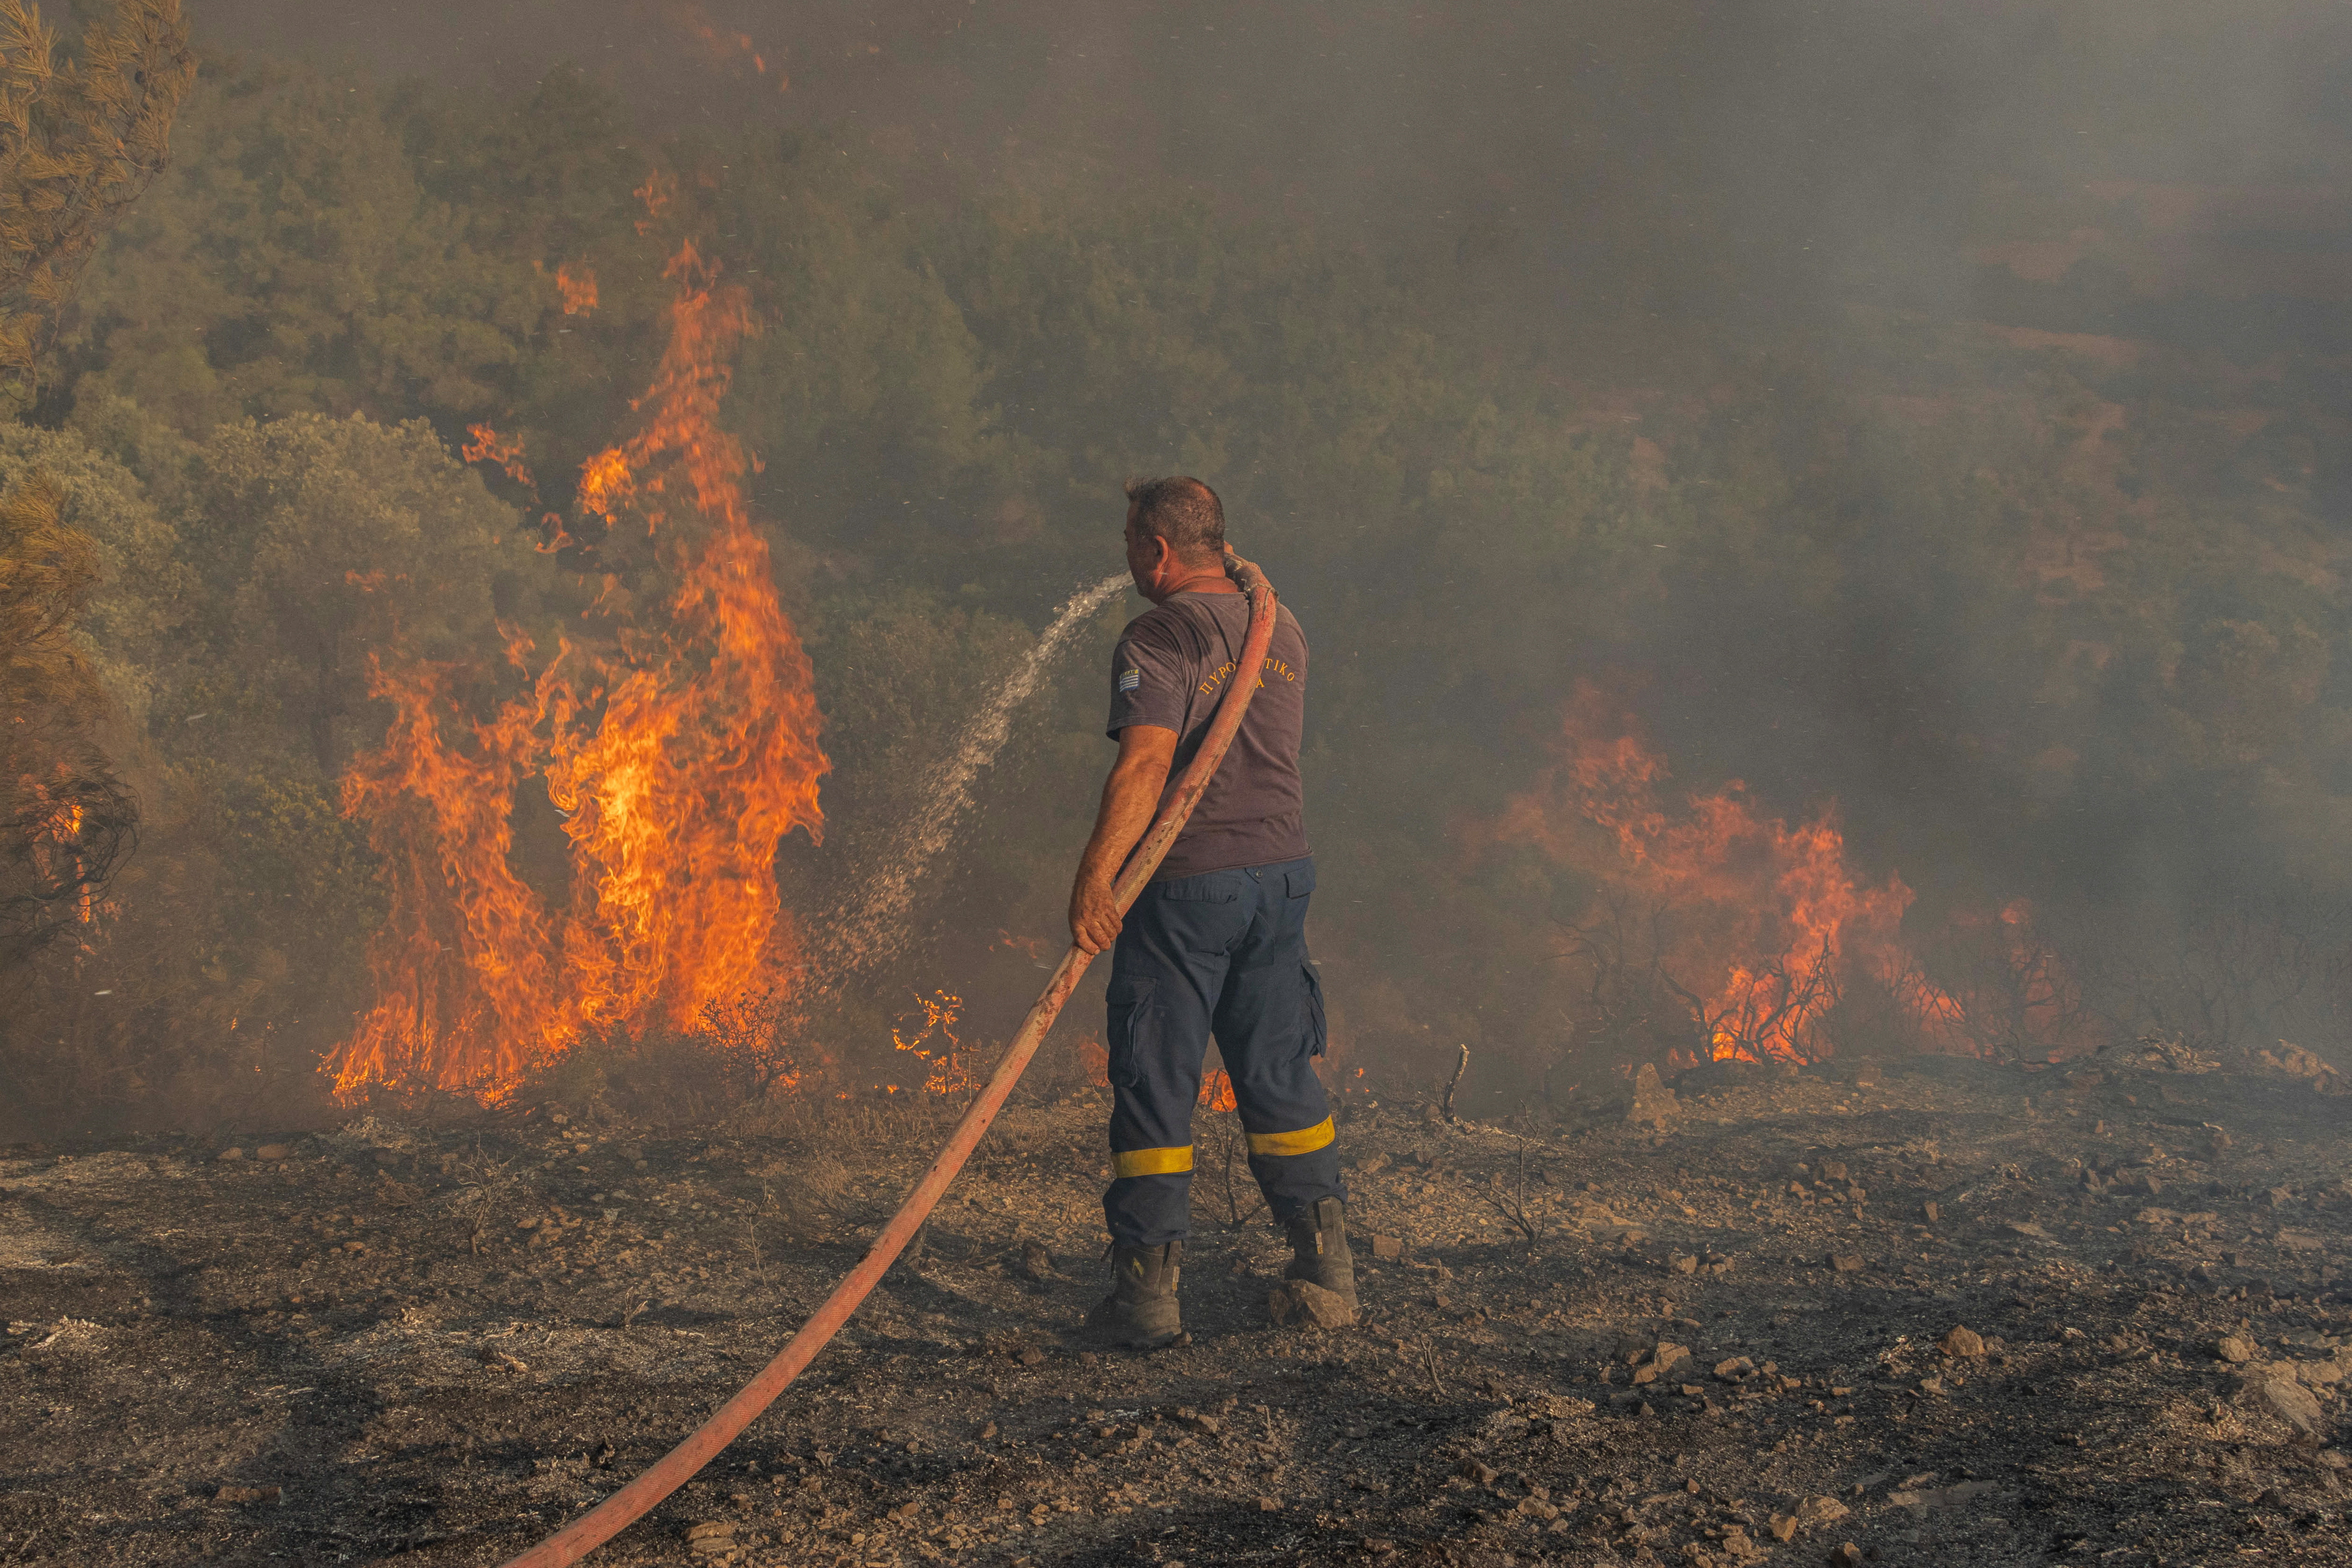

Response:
(1441, 1044), (1469, 1121)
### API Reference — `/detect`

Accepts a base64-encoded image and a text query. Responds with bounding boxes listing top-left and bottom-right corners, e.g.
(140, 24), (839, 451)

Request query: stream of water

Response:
(820, 571), (1131, 977)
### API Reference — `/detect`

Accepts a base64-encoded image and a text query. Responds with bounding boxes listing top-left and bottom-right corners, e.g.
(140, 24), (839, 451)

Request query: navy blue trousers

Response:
(1102, 855), (1344, 1248)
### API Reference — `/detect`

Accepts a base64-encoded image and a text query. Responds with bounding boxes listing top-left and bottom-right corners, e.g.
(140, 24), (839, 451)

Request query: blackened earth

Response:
(2, 1053), (2349, 1566)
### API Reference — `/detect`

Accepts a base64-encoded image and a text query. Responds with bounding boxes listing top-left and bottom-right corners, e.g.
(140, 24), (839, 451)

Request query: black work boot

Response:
(1283, 1196), (1356, 1311)
(1084, 1241), (1184, 1348)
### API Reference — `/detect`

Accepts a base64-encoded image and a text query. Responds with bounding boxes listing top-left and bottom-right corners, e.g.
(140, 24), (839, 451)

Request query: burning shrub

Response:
(331, 220), (828, 1104)
(1489, 682), (1947, 1070)
(0, 474), (137, 973)
(891, 988), (972, 1099)
(697, 985), (803, 1100)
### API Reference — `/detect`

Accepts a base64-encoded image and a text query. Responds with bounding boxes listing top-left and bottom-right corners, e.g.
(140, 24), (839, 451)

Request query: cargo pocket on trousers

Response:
(1300, 961), (1327, 1059)
(1106, 975), (1160, 1090)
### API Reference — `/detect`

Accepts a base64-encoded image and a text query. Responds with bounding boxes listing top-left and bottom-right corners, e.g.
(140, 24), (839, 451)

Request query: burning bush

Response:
(0, 476), (136, 975)
(1489, 681), (1945, 1069)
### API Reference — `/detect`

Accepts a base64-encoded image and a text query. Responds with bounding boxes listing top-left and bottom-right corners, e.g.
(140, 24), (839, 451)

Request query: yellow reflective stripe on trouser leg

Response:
(1112, 1145), (1195, 1178)
(1246, 1117), (1335, 1157)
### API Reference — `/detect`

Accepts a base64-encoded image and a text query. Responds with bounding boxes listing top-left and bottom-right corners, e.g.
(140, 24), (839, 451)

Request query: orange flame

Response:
(891, 988), (970, 1095)
(663, 0), (785, 89)
(1495, 682), (1956, 1064)
(530, 260), (599, 316)
(335, 656), (563, 1098)
(991, 928), (1052, 962)
(1198, 1068), (1236, 1113)
(633, 169), (675, 236)
(556, 238), (827, 1038)
(554, 261), (598, 316)
(331, 212), (828, 1100)
(23, 789), (96, 927)
(461, 423), (536, 491)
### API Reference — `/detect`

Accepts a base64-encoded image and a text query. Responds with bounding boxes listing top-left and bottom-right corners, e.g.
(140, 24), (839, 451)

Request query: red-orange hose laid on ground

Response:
(500, 555), (1281, 1568)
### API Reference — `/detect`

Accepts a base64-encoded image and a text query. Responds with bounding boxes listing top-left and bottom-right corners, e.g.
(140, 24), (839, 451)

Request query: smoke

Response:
(13, 0), (2337, 1126)
(184, 2), (2352, 338)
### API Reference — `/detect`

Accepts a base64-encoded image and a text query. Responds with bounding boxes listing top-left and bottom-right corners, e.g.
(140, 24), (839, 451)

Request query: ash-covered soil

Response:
(4, 1053), (2351, 1568)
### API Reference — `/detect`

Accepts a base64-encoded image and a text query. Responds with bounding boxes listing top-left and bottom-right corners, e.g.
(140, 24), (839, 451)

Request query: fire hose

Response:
(500, 554), (1280, 1568)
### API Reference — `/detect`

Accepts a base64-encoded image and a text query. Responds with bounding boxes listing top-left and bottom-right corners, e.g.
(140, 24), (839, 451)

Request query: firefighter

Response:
(1067, 476), (1351, 1348)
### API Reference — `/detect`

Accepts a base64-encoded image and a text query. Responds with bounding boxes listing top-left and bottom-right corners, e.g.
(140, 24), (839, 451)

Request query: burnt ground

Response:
(3, 1052), (2351, 1568)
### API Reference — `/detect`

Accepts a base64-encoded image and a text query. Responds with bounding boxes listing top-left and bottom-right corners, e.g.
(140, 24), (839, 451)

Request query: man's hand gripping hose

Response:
(498, 553), (1278, 1568)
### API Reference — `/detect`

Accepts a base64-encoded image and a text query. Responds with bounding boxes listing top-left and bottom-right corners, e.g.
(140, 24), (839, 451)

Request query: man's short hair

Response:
(1124, 475), (1226, 563)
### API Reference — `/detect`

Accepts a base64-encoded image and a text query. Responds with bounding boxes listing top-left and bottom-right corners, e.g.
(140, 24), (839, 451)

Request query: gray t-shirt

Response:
(1106, 590), (1310, 880)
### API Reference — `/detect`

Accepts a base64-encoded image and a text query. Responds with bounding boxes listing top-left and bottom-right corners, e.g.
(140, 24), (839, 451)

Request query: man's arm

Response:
(1068, 724), (1179, 954)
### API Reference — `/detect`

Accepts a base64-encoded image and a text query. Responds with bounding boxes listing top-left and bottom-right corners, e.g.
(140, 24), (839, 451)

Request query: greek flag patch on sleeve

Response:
(1117, 666), (1141, 693)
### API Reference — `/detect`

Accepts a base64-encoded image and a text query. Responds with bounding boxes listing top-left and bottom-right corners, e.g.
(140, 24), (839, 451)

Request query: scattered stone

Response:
(2216, 1334), (2258, 1364)
(1516, 1495), (1559, 1521)
(1825, 1544), (1863, 1567)
(1668, 1253), (1698, 1275)
(1370, 1234), (1404, 1262)
(217, 1148), (244, 1162)
(1719, 1526), (1766, 1560)
(216, 1484), (280, 1504)
(1457, 1459), (1498, 1485)
(1921, 1201), (1940, 1223)
(1258, 1496), (1282, 1513)
(1768, 1513), (1798, 1542)
(1938, 1325), (1986, 1359)
(1827, 1254), (1865, 1273)
(686, 1520), (736, 1544)
(1714, 1357), (1755, 1381)
(1888, 1481), (1998, 1511)
(1268, 1279), (1355, 1329)
(1018, 1240), (1056, 1279)
(253, 1144), (292, 1161)
(1579, 1205), (1650, 1244)
(2247, 1041), (2343, 1090)
(1798, 1496), (1850, 1525)
(1016, 1346), (1046, 1367)
(1627, 1063), (1680, 1129)
(1631, 1343), (1691, 1386)
(2246, 1372), (2327, 1436)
